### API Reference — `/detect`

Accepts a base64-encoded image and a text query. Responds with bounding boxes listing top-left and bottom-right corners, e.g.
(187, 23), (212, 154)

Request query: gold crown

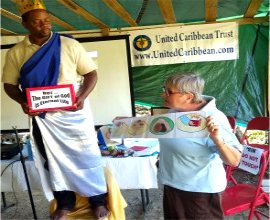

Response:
(12, 0), (46, 16)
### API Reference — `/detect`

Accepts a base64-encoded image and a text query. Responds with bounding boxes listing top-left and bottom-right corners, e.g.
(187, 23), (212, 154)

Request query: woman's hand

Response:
(206, 116), (241, 167)
(206, 116), (223, 144)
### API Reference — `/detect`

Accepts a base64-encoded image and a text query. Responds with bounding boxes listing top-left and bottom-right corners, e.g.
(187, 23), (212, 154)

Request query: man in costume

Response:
(2, 0), (109, 219)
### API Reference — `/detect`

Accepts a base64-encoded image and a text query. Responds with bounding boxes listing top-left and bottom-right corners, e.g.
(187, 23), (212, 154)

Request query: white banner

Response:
(129, 22), (239, 66)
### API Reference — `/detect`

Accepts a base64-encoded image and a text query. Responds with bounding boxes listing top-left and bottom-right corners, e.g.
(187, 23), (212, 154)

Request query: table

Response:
(1, 155), (158, 191)
(1, 155), (158, 211)
(103, 156), (158, 189)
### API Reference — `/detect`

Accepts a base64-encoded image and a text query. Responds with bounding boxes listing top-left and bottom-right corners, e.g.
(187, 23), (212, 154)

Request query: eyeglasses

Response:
(162, 86), (182, 96)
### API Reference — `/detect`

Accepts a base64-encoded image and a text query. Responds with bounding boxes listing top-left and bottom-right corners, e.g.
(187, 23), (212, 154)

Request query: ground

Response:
(1, 169), (269, 220)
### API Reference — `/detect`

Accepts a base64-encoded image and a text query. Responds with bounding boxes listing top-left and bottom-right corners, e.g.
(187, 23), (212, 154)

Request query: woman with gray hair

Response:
(159, 72), (242, 219)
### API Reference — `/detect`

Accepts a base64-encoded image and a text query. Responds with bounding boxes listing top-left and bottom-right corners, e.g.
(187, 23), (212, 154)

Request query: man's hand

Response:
(73, 96), (84, 110)
(72, 70), (98, 111)
(20, 102), (41, 116)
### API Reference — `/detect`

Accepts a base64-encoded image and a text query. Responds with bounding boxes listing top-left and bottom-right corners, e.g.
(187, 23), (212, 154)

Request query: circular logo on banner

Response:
(133, 35), (152, 51)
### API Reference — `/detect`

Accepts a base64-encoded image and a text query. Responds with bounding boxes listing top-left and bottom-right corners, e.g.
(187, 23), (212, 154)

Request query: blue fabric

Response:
(97, 129), (106, 146)
(19, 32), (61, 90)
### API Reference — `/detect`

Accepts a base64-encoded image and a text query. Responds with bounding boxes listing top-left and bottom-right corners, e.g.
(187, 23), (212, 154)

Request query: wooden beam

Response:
(101, 28), (110, 36)
(205, 0), (218, 22)
(49, 14), (76, 31)
(103, 0), (137, 26)
(228, 16), (268, 25)
(1, 28), (17, 35)
(0, 8), (21, 22)
(57, 0), (108, 29)
(157, 0), (176, 24)
(244, 0), (263, 18)
(119, 16), (269, 32)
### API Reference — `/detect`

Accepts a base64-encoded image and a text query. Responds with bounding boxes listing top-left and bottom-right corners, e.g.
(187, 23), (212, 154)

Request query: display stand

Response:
(1, 192), (15, 211)
(140, 189), (150, 212)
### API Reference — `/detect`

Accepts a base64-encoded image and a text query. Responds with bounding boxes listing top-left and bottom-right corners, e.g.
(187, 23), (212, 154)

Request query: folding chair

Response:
(240, 117), (269, 151)
(223, 116), (237, 182)
(224, 116), (237, 183)
(226, 116), (269, 185)
(226, 116), (237, 133)
(222, 149), (270, 220)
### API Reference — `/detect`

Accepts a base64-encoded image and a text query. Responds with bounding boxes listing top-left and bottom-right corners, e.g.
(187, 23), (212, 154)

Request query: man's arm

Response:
(4, 83), (25, 104)
(4, 83), (39, 116)
(75, 70), (97, 110)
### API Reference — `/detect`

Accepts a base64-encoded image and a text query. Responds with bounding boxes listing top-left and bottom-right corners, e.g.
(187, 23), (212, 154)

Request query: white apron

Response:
(30, 93), (107, 201)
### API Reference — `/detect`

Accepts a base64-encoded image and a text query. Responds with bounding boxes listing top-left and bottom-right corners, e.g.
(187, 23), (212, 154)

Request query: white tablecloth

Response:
(1, 155), (158, 192)
(103, 156), (158, 189)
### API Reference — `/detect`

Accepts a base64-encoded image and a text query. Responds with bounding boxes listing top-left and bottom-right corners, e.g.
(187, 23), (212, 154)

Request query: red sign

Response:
(26, 84), (76, 112)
